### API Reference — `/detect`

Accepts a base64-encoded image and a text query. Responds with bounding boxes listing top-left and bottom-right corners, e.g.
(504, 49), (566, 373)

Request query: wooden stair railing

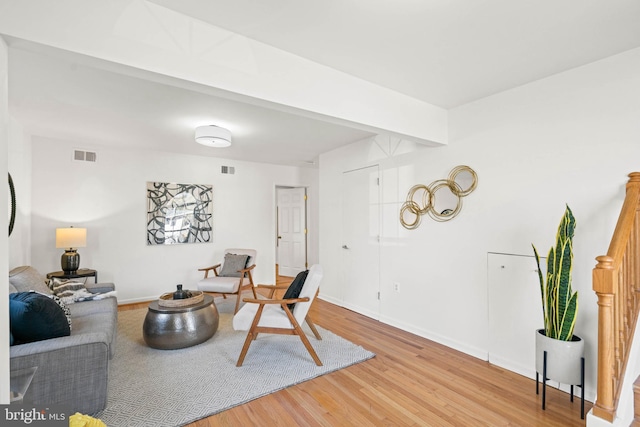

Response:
(633, 376), (640, 426)
(593, 172), (640, 422)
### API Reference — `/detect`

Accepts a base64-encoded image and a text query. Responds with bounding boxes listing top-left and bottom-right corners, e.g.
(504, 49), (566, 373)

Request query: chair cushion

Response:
(282, 270), (309, 310)
(197, 276), (241, 293)
(219, 253), (249, 277)
(233, 302), (293, 331)
(9, 291), (71, 344)
(9, 266), (52, 295)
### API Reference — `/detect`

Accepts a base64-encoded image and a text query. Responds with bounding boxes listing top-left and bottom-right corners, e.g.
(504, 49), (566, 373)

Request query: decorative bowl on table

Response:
(158, 290), (204, 307)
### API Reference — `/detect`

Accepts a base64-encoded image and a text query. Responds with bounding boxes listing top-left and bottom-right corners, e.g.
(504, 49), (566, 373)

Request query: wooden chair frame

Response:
(198, 262), (257, 313)
(236, 284), (322, 367)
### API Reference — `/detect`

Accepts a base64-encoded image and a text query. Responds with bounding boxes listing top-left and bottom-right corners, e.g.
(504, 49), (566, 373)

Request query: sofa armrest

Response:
(85, 282), (115, 294)
(10, 333), (110, 414)
(10, 332), (111, 358)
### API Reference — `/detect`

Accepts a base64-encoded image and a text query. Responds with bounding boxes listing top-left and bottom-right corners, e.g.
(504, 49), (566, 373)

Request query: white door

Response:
(277, 187), (307, 277)
(341, 165), (380, 319)
(487, 252), (544, 379)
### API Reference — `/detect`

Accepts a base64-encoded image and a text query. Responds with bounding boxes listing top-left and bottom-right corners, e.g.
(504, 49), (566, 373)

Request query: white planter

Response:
(535, 329), (584, 384)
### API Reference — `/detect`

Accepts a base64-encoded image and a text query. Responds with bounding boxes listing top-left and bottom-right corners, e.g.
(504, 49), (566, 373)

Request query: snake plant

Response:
(532, 205), (578, 341)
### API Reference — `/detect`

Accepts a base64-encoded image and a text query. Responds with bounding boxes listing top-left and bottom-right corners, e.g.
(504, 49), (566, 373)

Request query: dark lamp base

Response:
(61, 250), (80, 275)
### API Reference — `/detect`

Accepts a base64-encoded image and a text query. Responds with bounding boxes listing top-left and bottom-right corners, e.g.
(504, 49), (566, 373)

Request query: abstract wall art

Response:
(147, 182), (213, 245)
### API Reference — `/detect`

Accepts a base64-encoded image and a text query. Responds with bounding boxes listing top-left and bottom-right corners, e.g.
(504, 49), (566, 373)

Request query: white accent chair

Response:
(196, 248), (257, 314)
(232, 264), (323, 366)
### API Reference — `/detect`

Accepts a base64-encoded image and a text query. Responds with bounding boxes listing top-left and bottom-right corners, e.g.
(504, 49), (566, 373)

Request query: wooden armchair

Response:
(232, 265), (323, 366)
(196, 248), (257, 314)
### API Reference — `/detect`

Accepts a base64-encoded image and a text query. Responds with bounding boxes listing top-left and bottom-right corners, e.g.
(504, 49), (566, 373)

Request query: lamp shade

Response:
(195, 125), (232, 148)
(56, 227), (87, 249)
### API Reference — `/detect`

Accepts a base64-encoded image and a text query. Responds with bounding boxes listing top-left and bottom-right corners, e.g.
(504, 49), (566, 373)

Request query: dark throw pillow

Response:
(9, 292), (71, 345)
(282, 269), (309, 311)
(219, 253), (250, 277)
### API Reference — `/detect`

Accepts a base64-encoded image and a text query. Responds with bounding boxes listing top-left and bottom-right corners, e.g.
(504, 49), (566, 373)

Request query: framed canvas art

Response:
(147, 182), (213, 245)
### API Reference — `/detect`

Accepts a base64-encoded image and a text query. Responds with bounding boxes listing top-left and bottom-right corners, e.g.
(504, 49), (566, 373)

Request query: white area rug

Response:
(94, 298), (375, 426)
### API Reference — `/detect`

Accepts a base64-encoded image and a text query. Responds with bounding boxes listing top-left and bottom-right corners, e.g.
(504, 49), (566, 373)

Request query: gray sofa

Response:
(9, 266), (118, 414)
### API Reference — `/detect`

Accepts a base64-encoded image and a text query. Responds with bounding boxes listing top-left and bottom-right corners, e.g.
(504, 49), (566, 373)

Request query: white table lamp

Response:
(56, 227), (87, 274)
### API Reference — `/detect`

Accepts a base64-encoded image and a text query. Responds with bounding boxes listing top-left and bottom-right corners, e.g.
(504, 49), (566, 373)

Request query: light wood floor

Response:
(122, 277), (590, 426)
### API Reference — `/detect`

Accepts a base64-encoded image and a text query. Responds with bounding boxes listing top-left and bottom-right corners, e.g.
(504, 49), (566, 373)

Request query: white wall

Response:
(319, 47), (640, 401)
(0, 34), (10, 405)
(28, 137), (316, 303)
(8, 116), (30, 267)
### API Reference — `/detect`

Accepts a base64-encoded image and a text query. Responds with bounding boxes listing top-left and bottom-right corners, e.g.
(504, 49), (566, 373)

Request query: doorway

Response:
(340, 165), (381, 320)
(276, 187), (307, 277)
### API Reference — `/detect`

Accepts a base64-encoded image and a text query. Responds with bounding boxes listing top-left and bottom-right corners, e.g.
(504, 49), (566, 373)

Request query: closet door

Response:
(487, 252), (543, 378)
(340, 165), (381, 320)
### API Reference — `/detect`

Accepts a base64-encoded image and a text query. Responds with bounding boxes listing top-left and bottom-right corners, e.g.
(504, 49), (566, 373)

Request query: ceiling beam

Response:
(0, 0), (447, 146)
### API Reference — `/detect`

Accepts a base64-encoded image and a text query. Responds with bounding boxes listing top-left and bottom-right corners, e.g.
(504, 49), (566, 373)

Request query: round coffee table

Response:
(143, 294), (219, 350)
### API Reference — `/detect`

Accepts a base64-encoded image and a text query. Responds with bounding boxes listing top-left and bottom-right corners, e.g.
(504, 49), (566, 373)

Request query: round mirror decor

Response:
(448, 165), (478, 197)
(399, 165), (478, 229)
(427, 179), (463, 222)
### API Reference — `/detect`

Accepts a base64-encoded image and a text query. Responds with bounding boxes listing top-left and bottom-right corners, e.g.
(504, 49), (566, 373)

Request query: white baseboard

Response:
(377, 313), (489, 361)
(117, 296), (157, 305)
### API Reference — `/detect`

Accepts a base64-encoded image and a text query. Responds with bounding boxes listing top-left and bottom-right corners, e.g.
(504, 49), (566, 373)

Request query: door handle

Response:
(342, 245), (349, 249)
(278, 236), (282, 239)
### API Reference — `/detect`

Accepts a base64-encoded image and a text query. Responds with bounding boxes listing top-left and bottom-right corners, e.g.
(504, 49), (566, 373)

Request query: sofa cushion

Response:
(68, 298), (117, 317)
(9, 266), (52, 295)
(9, 292), (71, 344)
(71, 310), (117, 358)
(71, 312), (114, 339)
(68, 298), (118, 357)
(9, 283), (17, 294)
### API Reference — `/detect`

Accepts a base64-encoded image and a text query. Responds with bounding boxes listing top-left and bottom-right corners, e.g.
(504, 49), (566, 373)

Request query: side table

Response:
(47, 268), (98, 283)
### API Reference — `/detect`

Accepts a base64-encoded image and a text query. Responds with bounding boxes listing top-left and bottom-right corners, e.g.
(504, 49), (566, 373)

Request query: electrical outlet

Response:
(393, 282), (400, 292)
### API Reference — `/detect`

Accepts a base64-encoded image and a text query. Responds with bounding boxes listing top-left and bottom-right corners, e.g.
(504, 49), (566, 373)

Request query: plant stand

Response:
(536, 351), (585, 419)
(535, 329), (585, 419)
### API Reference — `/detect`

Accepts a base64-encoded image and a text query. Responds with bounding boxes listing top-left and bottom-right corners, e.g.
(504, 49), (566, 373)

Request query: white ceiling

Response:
(8, 43), (373, 167)
(6, 1), (640, 166)
(151, 0), (640, 108)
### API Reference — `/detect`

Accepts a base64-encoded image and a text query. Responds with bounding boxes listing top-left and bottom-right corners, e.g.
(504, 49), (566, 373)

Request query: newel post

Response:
(627, 172), (640, 188)
(593, 255), (616, 421)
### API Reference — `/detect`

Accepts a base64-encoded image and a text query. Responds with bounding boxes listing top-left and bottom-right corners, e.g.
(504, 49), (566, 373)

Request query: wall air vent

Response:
(73, 149), (97, 163)
(221, 166), (235, 175)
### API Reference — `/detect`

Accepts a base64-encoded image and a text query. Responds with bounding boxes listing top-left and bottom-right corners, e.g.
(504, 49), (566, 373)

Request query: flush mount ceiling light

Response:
(195, 125), (232, 148)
